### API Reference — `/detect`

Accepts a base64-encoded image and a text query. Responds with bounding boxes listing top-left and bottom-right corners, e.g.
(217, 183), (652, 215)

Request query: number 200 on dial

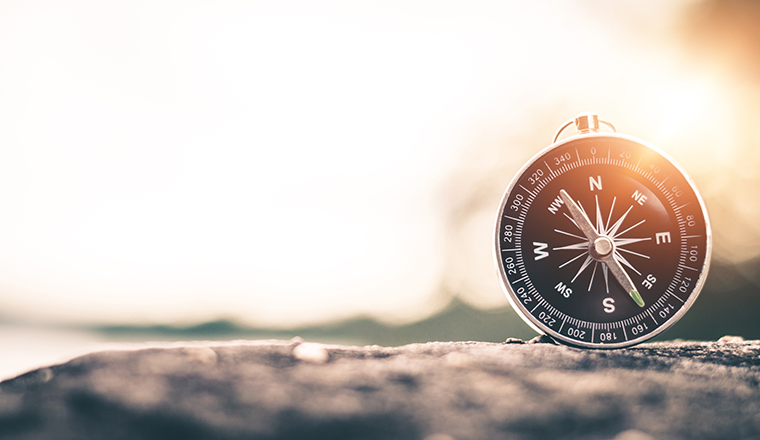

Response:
(494, 130), (711, 348)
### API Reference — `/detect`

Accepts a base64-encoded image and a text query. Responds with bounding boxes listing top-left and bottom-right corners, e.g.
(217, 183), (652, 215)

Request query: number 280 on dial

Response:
(494, 114), (711, 349)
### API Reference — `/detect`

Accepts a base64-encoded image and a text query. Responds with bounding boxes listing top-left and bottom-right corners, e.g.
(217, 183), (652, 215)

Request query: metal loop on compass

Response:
(552, 113), (616, 143)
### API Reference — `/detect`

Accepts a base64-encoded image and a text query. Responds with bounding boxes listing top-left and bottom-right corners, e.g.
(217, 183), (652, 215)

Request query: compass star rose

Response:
(553, 195), (650, 293)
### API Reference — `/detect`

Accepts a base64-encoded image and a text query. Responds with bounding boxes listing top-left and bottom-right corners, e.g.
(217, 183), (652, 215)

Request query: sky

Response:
(0, 0), (754, 328)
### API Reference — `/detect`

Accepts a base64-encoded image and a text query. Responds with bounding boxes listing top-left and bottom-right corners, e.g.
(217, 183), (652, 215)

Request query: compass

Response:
(494, 113), (711, 348)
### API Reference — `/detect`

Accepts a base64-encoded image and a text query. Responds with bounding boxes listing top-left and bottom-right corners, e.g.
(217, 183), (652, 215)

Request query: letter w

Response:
(533, 242), (549, 261)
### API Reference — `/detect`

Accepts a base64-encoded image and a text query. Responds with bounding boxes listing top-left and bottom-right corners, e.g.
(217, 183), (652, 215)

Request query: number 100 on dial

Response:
(494, 113), (711, 349)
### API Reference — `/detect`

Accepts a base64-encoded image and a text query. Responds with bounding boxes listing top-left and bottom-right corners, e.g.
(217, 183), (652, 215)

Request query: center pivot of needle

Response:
(591, 236), (614, 259)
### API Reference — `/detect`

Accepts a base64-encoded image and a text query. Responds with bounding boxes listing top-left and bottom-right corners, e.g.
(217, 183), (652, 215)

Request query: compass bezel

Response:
(493, 131), (712, 349)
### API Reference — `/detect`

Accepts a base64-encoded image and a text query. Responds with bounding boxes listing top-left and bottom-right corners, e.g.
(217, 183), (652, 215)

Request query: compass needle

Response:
(630, 290), (645, 307)
(496, 113), (710, 348)
(554, 242), (591, 251)
(559, 190), (598, 241)
(606, 256), (644, 307)
(577, 201), (591, 227)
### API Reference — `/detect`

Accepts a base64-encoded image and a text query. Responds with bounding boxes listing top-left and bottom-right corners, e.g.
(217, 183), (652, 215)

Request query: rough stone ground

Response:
(1, 337), (759, 440)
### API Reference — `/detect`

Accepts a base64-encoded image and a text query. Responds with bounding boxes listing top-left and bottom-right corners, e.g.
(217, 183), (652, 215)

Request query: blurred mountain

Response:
(92, 298), (537, 347)
(660, 256), (760, 341)
(91, 257), (760, 345)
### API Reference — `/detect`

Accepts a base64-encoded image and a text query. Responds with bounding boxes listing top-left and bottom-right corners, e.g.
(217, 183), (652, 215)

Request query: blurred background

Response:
(1, 0), (760, 379)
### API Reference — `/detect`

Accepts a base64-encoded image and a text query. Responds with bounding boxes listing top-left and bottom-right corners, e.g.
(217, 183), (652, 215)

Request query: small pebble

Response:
(612, 429), (656, 440)
(527, 335), (557, 345)
(292, 342), (329, 364)
(37, 368), (54, 383)
(718, 335), (744, 344)
(424, 434), (455, 440)
(504, 338), (524, 344)
(182, 347), (218, 365)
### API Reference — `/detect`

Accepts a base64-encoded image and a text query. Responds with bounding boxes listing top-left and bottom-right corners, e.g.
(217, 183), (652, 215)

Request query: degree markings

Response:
(544, 160), (554, 178)
(512, 275), (529, 285)
(518, 184), (533, 197)
(501, 142), (705, 337)
(678, 263), (699, 272)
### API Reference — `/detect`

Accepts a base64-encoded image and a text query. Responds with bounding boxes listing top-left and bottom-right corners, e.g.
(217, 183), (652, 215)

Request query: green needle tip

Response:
(630, 290), (645, 307)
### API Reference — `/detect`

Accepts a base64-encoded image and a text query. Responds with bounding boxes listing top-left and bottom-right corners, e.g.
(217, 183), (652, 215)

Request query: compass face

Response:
(494, 133), (711, 348)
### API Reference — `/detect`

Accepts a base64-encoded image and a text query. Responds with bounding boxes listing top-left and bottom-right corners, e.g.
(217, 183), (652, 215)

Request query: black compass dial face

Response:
(495, 134), (710, 348)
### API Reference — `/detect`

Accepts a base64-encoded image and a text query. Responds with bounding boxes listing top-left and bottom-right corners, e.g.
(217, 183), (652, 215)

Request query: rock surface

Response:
(1, 337), (759, 440)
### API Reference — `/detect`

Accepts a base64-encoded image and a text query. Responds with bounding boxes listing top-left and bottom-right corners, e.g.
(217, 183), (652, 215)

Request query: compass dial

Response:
(494, 130), (711, 348)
